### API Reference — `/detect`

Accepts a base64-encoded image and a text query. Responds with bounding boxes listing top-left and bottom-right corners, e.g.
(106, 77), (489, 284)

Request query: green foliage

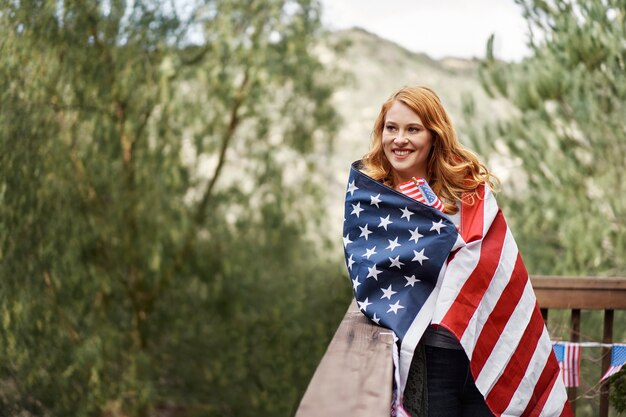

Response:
(474, 0), (626, 277)
(0, 1), (350, 416)
(610, 369), (626, 413)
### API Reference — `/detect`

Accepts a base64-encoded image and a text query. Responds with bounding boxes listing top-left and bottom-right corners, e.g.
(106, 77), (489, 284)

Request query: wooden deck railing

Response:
(296, 276), (626, 417)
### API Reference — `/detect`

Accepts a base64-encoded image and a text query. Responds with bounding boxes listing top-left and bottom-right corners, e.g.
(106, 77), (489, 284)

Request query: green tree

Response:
(472, 0), (625, 277)
(0, 1), (349, 416)
(469, 0), (626, 412)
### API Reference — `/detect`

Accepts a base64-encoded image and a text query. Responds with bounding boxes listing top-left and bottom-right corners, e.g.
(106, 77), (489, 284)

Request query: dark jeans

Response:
(425, 345), (494, 417)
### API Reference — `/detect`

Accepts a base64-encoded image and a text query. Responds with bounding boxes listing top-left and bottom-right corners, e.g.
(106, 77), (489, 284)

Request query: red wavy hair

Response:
(361, 86), (499, 213)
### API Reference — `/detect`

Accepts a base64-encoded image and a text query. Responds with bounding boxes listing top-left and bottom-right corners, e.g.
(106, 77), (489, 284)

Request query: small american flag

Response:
(553, 342), (581, 387)
(398, 177), (445, 212)
(343, 161), (572, 417)
(600, 344), (626, 381)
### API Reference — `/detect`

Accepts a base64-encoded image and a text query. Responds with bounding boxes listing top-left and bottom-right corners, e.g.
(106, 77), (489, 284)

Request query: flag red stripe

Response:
(461, 184), (485, 243)
(470, 253), (528, 376)
(484, 306), (545, 413)
(520, 347), (562, 417)
(569, 344), (580, 386)
(440, 211), (508, 336)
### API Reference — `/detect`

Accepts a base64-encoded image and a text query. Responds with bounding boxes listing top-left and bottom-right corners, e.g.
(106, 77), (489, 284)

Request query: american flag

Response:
(553, 342), (581, 387)
(600, 344), (626, 381)
(398, 178), (445, 212)
(343, 161), (572, 417)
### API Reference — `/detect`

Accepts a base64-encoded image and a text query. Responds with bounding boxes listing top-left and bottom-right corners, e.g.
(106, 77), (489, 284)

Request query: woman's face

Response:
(382, 101), (433, 185)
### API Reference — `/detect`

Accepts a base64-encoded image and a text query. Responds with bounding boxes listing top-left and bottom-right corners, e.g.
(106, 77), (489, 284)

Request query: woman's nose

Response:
(394, 135), (409, 145)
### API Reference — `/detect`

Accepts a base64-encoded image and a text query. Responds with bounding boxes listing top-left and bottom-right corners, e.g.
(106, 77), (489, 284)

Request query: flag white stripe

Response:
(475, 279), (536, 394)
(460, 228), (518, 359)
(431, 239), (483, 324)
(502, 328), (553, 416)
(481, 187), (500, 236)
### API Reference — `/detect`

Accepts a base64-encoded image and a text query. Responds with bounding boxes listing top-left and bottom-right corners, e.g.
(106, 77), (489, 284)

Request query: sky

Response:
(319, 0), (531, 62)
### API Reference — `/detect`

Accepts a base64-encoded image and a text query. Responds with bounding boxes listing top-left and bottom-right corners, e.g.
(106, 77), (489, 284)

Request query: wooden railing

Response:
(296, 276), (626, 417)
(533, 276), (626, 416)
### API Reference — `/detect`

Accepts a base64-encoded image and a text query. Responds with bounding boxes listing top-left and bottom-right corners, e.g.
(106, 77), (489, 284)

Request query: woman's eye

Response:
(409, 127), (420, 133)
(385, 125), (397, 132)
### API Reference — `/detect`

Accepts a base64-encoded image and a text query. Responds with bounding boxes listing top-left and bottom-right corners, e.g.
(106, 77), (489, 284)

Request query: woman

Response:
(361, 86), (497, 416)
(343, 86), (570, 417)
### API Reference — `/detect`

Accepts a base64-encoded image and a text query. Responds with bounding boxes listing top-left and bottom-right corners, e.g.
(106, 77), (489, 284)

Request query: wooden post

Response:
(569, 309), (580, 414)
(599, 309), (613, 417)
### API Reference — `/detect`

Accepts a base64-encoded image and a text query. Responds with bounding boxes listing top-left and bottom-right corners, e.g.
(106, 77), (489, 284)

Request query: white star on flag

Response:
(409, 226), (423, 243)
(400, 206), (414, 221)
(386, 237), (401, 251)
(372, 313), (380, 324)
(343, 233), (352, 247)
(378, 215), (392, 230)
(430, 219), (446, 234)
(347, 180), (358, 196)
(404, 275), (420, 287)
(367, 265), (382, 280)
(347, 254), (355, 270)
(352, 276), (361, 291)
(359, 224), (373, 240)
(363, 246), (377, 259)
(387, 300), (405, 314)
(412, 249), (429, 265)
(358, 297), (372, 312)
(389, 256), (405, 269)
(351, 202), (364, 218)
(370, 193), (382, 207)
(380, 284), (397, 300)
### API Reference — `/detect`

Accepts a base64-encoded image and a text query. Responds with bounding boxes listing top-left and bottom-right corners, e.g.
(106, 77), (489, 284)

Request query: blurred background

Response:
(0, 0), (624, 416)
